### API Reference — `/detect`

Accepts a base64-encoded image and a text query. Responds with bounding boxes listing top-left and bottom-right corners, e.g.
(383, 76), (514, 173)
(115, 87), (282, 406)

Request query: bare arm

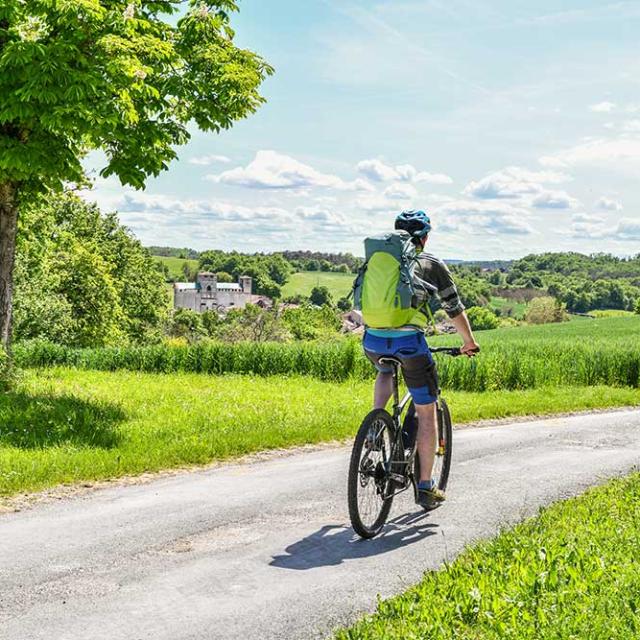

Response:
(450, 311), (480, 356)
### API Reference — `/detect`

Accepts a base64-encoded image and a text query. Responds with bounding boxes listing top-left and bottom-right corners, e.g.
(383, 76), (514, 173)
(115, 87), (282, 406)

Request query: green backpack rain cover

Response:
(353, 231), (430, 328)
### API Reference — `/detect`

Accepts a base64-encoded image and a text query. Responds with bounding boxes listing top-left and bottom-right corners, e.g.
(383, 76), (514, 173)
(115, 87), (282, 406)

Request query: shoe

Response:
(416, 484), (446, 510)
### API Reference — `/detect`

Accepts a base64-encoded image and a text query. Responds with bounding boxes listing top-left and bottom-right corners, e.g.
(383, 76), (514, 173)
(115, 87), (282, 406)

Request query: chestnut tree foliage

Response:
(0, 0), (272, 351)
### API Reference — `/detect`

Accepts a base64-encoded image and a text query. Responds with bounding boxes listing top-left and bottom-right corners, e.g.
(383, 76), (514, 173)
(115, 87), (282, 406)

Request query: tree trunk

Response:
(0, 182), (18, 354)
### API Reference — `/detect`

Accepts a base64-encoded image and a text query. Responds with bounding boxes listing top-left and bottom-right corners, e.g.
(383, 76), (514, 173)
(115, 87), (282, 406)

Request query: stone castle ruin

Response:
(174, 272), (253, 313)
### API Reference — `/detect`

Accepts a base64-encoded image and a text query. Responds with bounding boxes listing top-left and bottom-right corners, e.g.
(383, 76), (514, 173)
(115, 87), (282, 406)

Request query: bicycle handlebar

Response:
(430, 346), (481, 357)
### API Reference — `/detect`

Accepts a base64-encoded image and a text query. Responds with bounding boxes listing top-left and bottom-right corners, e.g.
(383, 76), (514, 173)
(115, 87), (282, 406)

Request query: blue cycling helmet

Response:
(394, 209), (432, 239)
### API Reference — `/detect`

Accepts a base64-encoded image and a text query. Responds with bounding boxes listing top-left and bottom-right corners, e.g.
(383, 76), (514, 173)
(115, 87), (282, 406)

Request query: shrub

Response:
(525, 296), (569, 324)
(310, 286), (333, 307)
(337, 296), (353, 312)
(466, 306), (500, 331)
(433, 309), (448, 324)
(168, 309), (206, 342)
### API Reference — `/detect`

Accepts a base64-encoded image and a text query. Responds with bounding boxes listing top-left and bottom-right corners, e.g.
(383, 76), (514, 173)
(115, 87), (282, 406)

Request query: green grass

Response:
(281, 271), (355, 300)
(153, 255), (199, 280)
(16, 316), (640, 390)
(1, 368), (639, 497)
(590, 309), (635, 318)
(336, 472), (640, 639)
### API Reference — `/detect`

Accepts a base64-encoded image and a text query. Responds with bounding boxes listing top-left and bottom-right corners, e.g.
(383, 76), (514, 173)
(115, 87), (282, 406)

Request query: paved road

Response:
(2, 410), (640, 640)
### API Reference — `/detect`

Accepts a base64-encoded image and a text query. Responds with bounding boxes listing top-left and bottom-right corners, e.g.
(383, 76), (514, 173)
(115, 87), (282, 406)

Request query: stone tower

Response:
(197, 272), (218, 299)
(239, 275), (252, 294)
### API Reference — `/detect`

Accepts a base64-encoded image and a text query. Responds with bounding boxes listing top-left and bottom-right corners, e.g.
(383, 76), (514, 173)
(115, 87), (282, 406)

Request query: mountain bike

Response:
(347, 346), (462, 539)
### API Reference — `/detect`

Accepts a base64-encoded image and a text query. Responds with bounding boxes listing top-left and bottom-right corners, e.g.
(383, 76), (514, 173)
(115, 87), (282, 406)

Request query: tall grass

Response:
(14, 317), (640, 391)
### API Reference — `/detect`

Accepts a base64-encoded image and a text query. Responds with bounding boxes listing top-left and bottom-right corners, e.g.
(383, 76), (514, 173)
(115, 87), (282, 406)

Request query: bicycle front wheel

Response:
(348, 409), (395, 539)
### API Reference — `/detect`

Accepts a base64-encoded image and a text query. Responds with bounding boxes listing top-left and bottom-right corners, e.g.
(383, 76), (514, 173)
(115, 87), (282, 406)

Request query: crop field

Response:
(281, 271), (355, 300)
(1, 368), (639, 497)
(153, 255), (199, 280)
(17, 317), (640, 391)
(336, 472), (640, 639)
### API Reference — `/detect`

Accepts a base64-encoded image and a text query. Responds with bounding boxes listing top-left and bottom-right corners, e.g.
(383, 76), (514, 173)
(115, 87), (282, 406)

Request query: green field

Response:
(336, 472), (640, 639)
(2, 368), (639, 497)
(489, 295), (528, 319)
(153, 255), (199, 280)
(281, 271), (355, 300)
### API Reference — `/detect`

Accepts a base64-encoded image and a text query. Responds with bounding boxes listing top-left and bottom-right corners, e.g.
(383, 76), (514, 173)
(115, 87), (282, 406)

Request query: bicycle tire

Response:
(414, 397), (453, 506)
(348, 409), (396, 539)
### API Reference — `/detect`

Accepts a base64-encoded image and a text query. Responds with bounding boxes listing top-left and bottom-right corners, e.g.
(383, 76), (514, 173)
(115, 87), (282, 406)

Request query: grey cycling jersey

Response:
(415, 253), (465, 319)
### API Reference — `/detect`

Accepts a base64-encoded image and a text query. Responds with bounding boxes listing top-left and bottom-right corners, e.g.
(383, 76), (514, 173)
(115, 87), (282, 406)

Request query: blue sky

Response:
(87, 0), (640, 259)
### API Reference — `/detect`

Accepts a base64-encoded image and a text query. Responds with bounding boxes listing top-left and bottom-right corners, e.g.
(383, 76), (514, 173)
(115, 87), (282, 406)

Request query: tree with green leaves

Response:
(0, 0), (272, 353)
(14, 194), (170, 346)
(310, 285), (333, 307)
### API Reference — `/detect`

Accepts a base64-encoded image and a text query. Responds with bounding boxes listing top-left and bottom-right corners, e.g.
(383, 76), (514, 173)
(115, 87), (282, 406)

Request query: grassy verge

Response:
(1, 368), (639, 497)
(336, 473), (640, 639)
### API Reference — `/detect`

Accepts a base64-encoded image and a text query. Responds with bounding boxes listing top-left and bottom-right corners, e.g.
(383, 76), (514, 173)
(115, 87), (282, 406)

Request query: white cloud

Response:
(356, 158), (453, 185)
(463, 166), (570, 200)
(615, 218), (640, 240)
(596, 197), (623, 212)
(572, 213), (605, 224)
(621, 120), (640, 132)
(530, 190), (579, 210)
(433, 200), (534, 236)
(414, 171), (454, 185)
(116, 192), (295, 226)
(356, 192), (400, 213)
(383, 182), (418, 200)
(295, 206), (347, 226)
(569, 214), (640, 241)
(188, 154), (231, 166)
(356, 159), (398, 182)
(208, 150), (373, 192)
(589, 101), (616, 113)
(539, 136), (640, 170)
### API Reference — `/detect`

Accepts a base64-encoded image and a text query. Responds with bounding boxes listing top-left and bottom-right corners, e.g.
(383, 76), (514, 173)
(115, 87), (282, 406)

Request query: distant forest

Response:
(150, 245), (640, 314)
(147, 246), (200, 260)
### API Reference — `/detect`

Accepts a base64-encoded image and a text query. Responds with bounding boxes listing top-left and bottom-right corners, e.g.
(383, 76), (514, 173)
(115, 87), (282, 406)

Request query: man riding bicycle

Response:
(361, 210), (479, 509)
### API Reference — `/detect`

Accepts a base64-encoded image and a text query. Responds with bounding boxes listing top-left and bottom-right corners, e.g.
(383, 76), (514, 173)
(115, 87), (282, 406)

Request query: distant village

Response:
(174, 272), (366, 333)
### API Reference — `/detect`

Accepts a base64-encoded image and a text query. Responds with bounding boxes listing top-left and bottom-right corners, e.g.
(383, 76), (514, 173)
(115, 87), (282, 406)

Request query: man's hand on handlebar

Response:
(461, 341), (481, 357)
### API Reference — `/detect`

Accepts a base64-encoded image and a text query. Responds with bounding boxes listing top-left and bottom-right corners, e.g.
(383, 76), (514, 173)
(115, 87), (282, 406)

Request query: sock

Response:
(418, 479), (436, 491)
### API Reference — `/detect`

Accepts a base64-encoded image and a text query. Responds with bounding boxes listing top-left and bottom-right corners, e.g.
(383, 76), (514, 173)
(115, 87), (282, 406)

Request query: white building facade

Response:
(174, 272), (253, 312)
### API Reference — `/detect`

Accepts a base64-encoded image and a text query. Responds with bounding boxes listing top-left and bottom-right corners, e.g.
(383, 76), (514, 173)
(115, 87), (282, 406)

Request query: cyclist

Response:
(363, 210), (479, 509)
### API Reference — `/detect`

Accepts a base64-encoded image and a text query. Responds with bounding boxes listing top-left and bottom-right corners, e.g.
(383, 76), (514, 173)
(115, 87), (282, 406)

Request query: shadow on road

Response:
(270, 511), (438, 570)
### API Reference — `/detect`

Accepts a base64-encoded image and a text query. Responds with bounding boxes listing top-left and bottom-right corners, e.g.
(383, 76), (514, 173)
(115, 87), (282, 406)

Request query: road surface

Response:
(2, 410), (640, 639)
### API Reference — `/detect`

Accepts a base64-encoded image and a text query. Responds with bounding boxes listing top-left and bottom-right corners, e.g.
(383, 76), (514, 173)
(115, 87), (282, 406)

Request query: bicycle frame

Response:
(376, 358), (420, 498)
(377, 345), (462, 499)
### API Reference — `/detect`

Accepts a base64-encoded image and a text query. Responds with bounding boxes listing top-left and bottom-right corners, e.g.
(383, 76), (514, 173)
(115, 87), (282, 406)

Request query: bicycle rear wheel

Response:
(414, 397), (453, 506)
(348, 409), (395, 539)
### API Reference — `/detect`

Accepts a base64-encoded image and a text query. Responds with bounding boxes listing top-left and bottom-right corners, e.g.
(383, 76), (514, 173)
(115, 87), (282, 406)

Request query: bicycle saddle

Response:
(378, 356), (402, 368)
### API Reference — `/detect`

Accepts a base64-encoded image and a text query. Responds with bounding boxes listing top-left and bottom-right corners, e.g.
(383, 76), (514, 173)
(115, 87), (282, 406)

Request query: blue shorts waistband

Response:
(366, 328), (421, 338)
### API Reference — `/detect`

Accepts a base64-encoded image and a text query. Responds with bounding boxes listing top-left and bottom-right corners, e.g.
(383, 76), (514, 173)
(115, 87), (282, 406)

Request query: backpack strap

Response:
(350, 263), (367, 307)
